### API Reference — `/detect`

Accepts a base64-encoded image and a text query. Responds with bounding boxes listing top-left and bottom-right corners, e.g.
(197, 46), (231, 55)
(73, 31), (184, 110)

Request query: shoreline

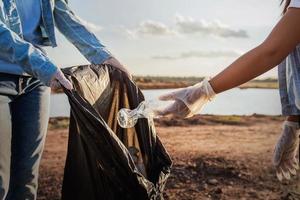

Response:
(136, 81), (279, 90)
(48, 114), (284, 130)
(134, 76), (278, 90)
(51, 77), (278, 93)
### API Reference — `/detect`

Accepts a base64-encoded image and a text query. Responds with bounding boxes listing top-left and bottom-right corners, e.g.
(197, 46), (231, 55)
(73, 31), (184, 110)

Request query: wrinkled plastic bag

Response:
(60, 64), (172, 200)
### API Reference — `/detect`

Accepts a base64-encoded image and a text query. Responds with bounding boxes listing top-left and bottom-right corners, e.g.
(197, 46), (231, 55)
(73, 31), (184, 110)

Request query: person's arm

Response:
(53, 0), (130, 76)
(0, 19), (58, 86)
(53, 0), (111, 64)
(158, 7), (300, 118)
(210, 8), (300, 93)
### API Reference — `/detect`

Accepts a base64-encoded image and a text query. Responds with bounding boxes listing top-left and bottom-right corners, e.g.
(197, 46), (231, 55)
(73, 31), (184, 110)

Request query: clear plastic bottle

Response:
(117, 100), (161, 128)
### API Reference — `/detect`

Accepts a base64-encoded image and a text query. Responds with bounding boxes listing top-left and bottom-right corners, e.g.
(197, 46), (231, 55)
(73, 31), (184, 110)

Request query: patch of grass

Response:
(134, 76), (278, 90)
(133, 76), (204, 84)
(240, 81), (278, 89)
(209, 115), (244, 125)
(51, 76), (279, 92)
(48, 117), (69, 130)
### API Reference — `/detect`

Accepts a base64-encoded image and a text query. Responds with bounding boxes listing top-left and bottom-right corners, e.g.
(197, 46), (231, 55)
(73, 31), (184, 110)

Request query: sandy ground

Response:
(38, 115), (300, 200)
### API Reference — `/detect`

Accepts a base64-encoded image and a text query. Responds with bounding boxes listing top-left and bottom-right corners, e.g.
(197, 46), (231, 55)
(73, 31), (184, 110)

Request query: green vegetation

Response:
(48, 117), (69, 130)
(240, 78), (278, 89)
(133, 76), (278, 90)
(133, 76), (204, 84)
(52, 76), (278, 93)
(210, 115), (244, 125)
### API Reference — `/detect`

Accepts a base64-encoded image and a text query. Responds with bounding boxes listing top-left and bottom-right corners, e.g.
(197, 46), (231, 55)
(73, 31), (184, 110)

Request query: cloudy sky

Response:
(46, 0), (283, 78)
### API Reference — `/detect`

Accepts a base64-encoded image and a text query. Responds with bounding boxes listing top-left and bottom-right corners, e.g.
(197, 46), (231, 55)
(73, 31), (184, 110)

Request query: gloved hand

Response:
(273, 121), (300, 181)
(103, 57), (132, 79)
(50, 68), (73, 90)
(158, 79), (216, 118)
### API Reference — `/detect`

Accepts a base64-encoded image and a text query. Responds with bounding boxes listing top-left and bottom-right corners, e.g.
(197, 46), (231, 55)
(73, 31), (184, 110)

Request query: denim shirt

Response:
(15, 0), (43, 43)
(0, 0), (111, 86)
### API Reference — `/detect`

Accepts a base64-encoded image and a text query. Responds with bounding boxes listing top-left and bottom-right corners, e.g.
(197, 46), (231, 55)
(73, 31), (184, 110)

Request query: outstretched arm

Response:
(159, 5), (300, 183)
(159, 7), (300, 118)
(53, 0), (130, 76)
(210, 8), (300, 93)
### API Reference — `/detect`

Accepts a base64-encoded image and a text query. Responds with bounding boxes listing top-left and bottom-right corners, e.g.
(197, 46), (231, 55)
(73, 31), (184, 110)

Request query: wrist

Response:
(187, 79), (216, 104)
(40, 63), (59, 87)
(90, 48), (112, 65)
(203, 78), (216, 99)
(208, 78), (220, 94)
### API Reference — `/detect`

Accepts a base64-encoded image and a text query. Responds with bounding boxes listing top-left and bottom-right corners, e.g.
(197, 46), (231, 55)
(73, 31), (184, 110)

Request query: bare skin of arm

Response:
(210, 8), (300, 94)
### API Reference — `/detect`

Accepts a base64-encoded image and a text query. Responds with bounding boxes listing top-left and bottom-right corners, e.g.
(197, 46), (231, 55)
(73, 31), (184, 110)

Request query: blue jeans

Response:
(0, 73), (50, 200)
(278, 45), (300, 116)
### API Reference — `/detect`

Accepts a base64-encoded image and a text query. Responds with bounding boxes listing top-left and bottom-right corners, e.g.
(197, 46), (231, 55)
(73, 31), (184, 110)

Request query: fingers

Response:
(293, 158), (299, 170)
(287, 157), (299, 171)
(103, 57), (118, 66)
(157, 102), (179, 116)
(276, 167), (283, 181)
(288, 165), (297, 176)
(274, 143), (298, 181)
(158, 100), (192, 118)
(58, 76), (73, 90)
(281, 163), (291, 180)
(55, 69), (73, 90)
(103, 57), (132, 79)
(159, 92), (176, 101)
(275, 157), (299, 181)
(159, 88), (186, 101)
(276, 164), (291, 181)
(50, 79), (61, 90)
(273, 124), (299, 171)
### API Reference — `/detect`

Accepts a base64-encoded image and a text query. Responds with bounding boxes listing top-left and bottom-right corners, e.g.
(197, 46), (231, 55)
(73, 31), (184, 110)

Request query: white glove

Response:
(158, 79), (216, 118)
(103, 57), (132, 79)
(50, 68), (73, 90)
(273, 121), (299, 181)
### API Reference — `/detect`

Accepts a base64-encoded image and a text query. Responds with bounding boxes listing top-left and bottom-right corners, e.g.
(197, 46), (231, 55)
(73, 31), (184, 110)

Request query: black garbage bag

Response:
(60, 64), (172, 200)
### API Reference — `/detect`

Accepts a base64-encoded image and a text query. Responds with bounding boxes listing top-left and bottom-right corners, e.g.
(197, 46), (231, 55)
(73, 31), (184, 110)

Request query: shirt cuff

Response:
(88, 47), (112, 65)
(38, 62), (58, 87)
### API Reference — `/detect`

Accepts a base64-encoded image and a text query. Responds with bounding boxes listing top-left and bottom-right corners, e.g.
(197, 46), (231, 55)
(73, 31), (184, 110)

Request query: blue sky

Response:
(46, 0), (283, 78)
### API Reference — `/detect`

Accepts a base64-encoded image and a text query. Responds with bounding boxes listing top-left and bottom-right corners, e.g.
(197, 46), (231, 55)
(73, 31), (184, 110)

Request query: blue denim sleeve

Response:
(0, 20), (58, 86)
(53, 0), (112, 64)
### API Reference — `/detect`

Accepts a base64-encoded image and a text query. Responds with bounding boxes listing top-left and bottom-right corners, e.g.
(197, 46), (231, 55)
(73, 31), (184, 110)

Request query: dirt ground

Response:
(38, 115), (300, 200)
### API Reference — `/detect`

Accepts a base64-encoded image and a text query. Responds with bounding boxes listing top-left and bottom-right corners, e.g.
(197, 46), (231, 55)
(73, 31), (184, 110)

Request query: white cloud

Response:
(175, 15), (248, 38)
(125, 15), (249, 39)
(152, 50), (243, 60)
(126, 20), (176, 38)
(77, 16), (103, 32)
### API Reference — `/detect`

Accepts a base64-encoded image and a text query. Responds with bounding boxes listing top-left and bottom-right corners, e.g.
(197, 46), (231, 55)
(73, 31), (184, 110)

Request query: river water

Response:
(50, 88), (282, 117)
